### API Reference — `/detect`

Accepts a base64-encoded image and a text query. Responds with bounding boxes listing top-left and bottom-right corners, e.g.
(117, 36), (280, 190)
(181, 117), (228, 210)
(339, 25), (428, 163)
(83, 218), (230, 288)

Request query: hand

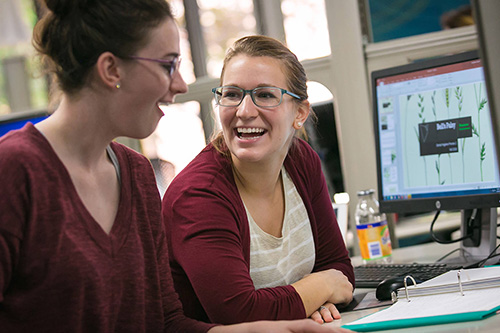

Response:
(209, 318), (354, 333)
(310, 302), (340, 324)
(291, 268), (353, 318)
(318, 269), (354, 305)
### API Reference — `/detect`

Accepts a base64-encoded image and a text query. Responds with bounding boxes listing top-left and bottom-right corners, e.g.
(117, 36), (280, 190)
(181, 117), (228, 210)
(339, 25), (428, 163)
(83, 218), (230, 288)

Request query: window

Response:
(0, 0), (48, 114)
(141, 102), (206, 195)
(197, 0), (256, 78)
(366, 0), (473, 42)
(281, 0), (330, 61)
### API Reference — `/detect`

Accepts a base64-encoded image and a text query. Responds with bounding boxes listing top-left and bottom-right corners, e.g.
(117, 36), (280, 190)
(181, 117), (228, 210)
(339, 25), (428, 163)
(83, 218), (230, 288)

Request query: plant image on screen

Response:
(401, 82), (494, 189)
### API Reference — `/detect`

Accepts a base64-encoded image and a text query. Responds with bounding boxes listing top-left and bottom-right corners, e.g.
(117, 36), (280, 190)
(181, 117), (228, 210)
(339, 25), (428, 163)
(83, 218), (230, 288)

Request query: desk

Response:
(327, 242), (500, 332)
(394, 211), (461, 243)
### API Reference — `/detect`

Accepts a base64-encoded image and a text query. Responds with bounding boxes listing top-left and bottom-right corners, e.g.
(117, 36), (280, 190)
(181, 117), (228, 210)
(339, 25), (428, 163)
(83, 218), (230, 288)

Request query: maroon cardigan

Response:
(163, 139), (354, 324)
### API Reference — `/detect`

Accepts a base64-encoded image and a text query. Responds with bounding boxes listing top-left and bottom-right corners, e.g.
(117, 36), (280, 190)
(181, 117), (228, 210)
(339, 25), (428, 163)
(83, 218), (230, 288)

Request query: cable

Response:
(430, 210), (472, 244)
(465, 242), (500, 268)
(435, 247), (463, 263)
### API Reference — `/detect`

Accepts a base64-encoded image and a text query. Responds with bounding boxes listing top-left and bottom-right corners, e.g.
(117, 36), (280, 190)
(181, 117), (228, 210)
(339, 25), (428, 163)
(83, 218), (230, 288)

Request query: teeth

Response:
(237, 128), (264, 134)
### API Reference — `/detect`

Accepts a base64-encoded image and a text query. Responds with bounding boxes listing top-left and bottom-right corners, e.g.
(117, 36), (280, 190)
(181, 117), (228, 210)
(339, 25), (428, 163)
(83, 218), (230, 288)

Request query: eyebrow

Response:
(223, 83), (278, 88)
(161, 52), (180, 59)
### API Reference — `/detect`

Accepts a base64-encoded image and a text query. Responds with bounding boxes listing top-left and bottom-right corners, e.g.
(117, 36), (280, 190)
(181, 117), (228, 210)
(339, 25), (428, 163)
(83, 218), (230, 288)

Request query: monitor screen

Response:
(372, 50), (500, 215)
(0, 110), (49, 138)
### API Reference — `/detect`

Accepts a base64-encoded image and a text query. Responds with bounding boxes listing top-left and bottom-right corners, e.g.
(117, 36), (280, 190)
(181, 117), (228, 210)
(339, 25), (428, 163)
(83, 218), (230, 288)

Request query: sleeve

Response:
(163, 184), (306, 325)
(0, 233), (21, 303)
(128, 150), (216, 333)
(156, 222), (216, 332)
(299, 142), (355, 287)
(0, 149), (27, 302)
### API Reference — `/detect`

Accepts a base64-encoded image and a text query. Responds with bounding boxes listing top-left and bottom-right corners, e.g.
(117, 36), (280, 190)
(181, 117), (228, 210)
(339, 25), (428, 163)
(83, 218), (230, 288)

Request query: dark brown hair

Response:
(33, 0), (173, 95)
(212, 35), (311, 157)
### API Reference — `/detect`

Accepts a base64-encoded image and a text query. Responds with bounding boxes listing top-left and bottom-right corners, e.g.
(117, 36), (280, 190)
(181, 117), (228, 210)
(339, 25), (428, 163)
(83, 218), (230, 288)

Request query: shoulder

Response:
(109, 141), (158, 198)
(286, 138), (322, 174)
(168, 144), (233, 193)
(109, 141), (156, 180)
(0, 124), (53, 172)
(109, 141), (151, 168)
(163, 144), (241, 211)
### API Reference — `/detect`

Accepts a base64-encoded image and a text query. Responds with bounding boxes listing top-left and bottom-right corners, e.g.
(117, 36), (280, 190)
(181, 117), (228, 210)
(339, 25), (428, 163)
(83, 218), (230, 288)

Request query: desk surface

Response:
(327, 242), (500, 332)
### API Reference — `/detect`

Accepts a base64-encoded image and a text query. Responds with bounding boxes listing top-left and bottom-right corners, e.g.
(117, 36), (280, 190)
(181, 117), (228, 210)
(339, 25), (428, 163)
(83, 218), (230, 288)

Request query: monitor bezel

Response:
(0, 109), (50, 137)
(371, 50), (500, 214)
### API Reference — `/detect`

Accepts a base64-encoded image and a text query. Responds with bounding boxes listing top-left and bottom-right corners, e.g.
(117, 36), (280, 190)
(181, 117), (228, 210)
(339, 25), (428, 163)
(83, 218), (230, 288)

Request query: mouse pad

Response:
(348, 292), (392, 311)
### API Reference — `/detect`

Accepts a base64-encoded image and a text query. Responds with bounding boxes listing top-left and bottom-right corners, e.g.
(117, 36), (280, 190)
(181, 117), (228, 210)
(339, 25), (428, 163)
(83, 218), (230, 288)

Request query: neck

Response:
(36, 95), (114, 169)
(232, 155), (285, 198)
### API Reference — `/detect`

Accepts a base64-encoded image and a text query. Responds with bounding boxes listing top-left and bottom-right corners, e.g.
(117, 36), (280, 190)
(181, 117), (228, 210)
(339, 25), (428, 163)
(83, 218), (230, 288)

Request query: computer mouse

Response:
(375, 276), (422, 301)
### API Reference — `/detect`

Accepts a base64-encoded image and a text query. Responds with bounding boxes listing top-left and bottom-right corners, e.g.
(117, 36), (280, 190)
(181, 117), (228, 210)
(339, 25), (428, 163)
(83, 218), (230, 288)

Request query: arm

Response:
(157, 222), (217, 333)
(163, 185), (305, 324)
(208, 319), (353, 333)
(0, 232), (21, 304)
(305, 143), (354, 283)
(0, 149), (26, 305)
(286, 141), (354, 318)
(291, 270), (352, 318)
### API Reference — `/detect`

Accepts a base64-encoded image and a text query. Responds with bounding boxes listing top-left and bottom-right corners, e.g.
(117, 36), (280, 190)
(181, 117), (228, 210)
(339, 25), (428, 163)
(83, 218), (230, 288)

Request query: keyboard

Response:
(354, 263), (463, 288)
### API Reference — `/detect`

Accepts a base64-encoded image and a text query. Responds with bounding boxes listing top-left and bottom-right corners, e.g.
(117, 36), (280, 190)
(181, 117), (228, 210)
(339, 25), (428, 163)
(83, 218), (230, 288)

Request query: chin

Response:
(230, 148), (269, 164)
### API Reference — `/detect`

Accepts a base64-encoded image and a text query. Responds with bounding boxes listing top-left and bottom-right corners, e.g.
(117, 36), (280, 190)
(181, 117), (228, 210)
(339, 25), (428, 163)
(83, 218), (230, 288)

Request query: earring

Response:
(116, 83), (121, 89)
(297, 121), (303, 128)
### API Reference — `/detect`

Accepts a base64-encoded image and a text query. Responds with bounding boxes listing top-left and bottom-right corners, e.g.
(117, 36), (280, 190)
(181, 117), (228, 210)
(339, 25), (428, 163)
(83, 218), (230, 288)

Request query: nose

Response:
(236, 93), (258, 119)
(170, 70), (188, 95)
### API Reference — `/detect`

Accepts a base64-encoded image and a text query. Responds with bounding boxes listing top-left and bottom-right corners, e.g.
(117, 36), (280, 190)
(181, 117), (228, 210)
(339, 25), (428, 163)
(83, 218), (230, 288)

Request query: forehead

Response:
(141, 18), (180, 56)
(222, 55), (288, 88)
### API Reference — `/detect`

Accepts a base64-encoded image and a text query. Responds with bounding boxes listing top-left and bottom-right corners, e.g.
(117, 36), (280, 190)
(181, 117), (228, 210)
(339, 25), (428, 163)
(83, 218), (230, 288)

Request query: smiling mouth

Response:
(235, 127), (266, 139)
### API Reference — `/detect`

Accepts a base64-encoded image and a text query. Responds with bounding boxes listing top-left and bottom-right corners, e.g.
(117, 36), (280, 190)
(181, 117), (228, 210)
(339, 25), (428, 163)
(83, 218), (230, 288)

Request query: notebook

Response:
(342, 266), (500, 331)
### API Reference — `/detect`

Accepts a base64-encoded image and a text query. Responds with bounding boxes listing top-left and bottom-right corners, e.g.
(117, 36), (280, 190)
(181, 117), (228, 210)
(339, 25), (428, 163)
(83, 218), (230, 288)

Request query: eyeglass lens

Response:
(162, 57), (180, 77)
(215, 87), (284, 107)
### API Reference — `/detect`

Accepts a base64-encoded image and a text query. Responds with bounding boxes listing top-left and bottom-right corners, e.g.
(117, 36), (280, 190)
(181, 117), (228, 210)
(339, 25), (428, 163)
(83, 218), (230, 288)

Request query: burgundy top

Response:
(0, 124), (214, 333)
(163, 139), (354, 324)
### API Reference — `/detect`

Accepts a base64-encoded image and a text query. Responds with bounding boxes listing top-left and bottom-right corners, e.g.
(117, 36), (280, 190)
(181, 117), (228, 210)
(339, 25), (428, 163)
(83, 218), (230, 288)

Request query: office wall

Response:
(322, 0), (478, 254)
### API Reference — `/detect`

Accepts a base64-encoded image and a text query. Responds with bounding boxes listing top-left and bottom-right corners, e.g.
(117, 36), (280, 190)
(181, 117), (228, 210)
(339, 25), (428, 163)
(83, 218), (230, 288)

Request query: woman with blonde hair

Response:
(163, 35), (354, 325)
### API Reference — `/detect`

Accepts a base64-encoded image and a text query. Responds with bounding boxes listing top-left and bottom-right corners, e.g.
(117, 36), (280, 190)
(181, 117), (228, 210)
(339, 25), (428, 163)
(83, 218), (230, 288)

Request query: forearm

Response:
(292, 270), (353, 317)
(208, 319), (353, 333)
(292, 273), (332, 317)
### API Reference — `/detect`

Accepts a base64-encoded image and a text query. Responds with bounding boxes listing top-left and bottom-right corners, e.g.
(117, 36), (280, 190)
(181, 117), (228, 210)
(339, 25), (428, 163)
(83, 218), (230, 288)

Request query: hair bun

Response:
(44, 0), (90, 18)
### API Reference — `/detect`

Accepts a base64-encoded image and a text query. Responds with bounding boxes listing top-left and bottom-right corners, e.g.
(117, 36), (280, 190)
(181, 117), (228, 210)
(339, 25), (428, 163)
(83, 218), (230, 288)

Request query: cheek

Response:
(218, 108), (235, 127)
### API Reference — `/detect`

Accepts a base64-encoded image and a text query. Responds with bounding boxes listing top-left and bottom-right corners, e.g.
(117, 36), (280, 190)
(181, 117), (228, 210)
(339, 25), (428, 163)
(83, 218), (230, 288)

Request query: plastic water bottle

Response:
(355, 189), (393, 264)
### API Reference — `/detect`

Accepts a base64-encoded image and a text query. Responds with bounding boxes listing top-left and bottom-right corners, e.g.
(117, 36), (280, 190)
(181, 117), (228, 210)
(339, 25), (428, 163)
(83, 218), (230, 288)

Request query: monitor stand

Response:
(442, 207), (498, 266)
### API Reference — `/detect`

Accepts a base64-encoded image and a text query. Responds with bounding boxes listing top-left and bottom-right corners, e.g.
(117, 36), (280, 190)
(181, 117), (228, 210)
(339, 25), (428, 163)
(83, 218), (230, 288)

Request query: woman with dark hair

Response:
(0, 1), (350, 332)
(163, 35), (354, 325)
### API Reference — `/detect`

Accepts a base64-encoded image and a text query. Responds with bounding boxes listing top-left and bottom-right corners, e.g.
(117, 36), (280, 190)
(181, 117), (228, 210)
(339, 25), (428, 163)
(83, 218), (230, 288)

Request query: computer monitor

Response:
(0, 109), (49, 137)
(371, 50), (500, 265)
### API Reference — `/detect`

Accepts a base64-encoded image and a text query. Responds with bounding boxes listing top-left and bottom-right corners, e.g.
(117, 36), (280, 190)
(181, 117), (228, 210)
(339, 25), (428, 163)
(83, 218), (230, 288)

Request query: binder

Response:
(342, 266), (500, 332)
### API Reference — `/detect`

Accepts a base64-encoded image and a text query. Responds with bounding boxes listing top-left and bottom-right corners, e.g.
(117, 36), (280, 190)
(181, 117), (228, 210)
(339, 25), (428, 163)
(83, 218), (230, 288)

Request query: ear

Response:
(293, 100), (310, 130)
(95, 52), (122, 90)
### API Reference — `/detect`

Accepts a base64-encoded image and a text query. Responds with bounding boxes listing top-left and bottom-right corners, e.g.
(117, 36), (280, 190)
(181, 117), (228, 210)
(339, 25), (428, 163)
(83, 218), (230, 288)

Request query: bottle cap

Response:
(357, 189), (375, 196)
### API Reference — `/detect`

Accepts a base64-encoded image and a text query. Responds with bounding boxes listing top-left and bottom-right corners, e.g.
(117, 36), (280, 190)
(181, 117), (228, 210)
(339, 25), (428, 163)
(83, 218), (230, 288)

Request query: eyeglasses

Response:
(126, 55), (181, 77)
(212, 86), (303, 108)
